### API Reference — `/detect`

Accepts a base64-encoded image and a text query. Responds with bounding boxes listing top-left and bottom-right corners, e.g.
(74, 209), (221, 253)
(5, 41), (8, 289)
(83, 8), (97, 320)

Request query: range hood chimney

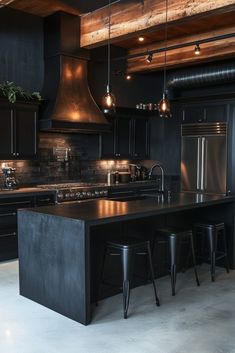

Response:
(40, 12), (109, 133)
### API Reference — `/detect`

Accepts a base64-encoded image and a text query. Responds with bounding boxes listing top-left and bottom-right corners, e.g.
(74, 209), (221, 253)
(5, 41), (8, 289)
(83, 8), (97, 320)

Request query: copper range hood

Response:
(40, 12), (109, 133)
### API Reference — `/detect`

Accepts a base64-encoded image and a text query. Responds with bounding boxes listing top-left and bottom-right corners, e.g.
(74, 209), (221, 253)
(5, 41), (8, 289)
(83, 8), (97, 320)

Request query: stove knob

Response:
(70, 193), (75, 198)
(57, 193), (64, 201)
(87, 192), (92, 197)
(65, 193), (70, 198)
(76, 192), (81, 198)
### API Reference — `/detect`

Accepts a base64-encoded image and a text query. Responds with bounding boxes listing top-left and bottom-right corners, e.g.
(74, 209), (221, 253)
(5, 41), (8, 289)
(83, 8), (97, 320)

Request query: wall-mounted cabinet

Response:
(0, 100), (38, 159)
(100, 108), (150, 160)
(181, 101), (229, 124)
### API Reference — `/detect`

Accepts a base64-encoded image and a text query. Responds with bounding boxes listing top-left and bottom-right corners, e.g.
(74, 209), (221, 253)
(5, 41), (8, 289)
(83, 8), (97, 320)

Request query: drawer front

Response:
(35, 193), (56, 206)
(0, 210), (17, 235)
(0, 197), (34, 212)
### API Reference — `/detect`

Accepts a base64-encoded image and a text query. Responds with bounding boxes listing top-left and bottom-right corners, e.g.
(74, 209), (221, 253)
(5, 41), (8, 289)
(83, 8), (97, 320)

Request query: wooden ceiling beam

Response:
(1, 0), (80, 17)
(127, 32), (235, 73)
(80, 0), (235, 48)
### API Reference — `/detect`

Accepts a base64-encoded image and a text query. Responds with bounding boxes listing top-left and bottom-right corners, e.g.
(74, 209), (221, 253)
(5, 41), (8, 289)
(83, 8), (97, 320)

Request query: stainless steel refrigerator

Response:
(181, 122), (227, 194)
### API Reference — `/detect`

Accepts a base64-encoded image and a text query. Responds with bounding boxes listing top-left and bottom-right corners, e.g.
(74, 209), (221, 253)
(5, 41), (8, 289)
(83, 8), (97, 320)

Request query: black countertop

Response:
(25, 192), (235, 225)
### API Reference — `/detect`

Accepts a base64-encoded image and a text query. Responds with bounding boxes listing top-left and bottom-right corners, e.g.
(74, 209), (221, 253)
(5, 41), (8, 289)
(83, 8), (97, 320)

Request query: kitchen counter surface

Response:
(23, 192), (235, 225)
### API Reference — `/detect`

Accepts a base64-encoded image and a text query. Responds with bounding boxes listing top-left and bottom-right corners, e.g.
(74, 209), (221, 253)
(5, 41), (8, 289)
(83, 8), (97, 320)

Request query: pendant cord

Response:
(107, 0), (111, 89)
(163, 0), (168, 93)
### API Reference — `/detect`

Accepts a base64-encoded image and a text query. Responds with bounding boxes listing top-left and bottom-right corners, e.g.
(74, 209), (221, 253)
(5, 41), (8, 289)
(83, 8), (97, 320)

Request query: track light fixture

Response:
(194, 43), (201, 55)
(138, 36), (145, 42)
(102, 0), (116, 114)
(146, 53), (153, 63)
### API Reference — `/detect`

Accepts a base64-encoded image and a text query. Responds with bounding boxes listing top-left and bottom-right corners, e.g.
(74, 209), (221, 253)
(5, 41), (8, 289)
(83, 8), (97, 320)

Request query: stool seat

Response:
(107, 238), (149, 249)
(157, 228), (192, 237)
(155, 227), (200, 296)
(99, 237), (160, 319)
(195, 221), (224, 230)
(194, 221), (229, 281)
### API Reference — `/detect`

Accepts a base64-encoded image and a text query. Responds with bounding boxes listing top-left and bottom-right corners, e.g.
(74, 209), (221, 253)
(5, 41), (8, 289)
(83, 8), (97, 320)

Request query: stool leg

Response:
(96, 246), (108, 305)
(222, 228), (230, 274)
(147, 243), (160, 306)
(208, 228), (217, 282)
(122, 248), (132, 319)
(169, 235), (177, 296)
(190, 232), (200, 286)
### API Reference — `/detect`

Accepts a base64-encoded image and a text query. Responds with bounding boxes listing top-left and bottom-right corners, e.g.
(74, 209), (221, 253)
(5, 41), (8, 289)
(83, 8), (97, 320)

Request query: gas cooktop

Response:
(37, 182), (108, 202)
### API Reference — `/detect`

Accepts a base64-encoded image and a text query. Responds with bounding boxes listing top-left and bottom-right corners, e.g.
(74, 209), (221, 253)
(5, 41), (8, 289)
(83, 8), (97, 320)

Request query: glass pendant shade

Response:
(102, 85), (116, 114)
(158, 92), (171, 118)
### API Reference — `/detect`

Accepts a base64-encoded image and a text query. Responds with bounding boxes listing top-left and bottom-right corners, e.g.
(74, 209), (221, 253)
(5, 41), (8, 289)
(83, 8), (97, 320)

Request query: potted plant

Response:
(0, 81), (42, 104)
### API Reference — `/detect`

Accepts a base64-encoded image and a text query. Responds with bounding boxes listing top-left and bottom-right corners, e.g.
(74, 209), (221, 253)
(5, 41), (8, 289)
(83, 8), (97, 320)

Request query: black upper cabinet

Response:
(100, 109), (150, 160)
(0, 100), (38, 159)
(115, 117), (132, 158)
(132, 118), (149, 159)
(181, 101), (229, 124)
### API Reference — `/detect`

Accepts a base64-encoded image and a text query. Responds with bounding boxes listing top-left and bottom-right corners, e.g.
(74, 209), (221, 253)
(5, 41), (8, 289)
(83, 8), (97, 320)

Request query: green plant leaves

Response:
(0, 81), (42, 103)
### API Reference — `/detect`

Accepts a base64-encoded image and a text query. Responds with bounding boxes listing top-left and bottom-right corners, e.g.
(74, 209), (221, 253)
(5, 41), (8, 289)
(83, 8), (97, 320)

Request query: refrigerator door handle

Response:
(201, 137), (206, 191)
(197, 138), (201, 190)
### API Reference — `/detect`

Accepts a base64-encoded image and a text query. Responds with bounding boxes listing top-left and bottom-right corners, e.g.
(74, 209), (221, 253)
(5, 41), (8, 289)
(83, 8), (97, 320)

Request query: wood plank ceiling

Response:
(1, 0), (235, 73)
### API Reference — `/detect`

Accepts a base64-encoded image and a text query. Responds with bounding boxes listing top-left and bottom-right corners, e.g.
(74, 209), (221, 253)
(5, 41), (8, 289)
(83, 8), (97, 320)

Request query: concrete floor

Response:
(0, 261), (235, 353)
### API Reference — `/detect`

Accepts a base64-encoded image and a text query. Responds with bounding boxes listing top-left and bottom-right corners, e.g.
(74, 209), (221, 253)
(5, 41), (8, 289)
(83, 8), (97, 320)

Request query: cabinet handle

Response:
(11, 110), (14, 154)
(16, 153), (19, 156)
(0, 232), (17, 238)
(0, 212), (16, 217)
(34, 112), (37, 154)
(37, 198), (51, 203)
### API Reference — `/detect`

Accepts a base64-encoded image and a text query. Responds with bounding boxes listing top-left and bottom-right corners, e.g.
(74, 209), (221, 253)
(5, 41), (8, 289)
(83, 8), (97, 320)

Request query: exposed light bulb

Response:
(146, 53), (153, 63)
(126, 74), (132, 80)
(102, 86), (116, 114)
(194, 43), (201, 55)
(158, 92), (171, 118)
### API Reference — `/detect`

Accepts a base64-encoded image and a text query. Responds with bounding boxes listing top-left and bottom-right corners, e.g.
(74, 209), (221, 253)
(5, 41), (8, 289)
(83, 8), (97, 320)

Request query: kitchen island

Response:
(18, 192), (235, 325)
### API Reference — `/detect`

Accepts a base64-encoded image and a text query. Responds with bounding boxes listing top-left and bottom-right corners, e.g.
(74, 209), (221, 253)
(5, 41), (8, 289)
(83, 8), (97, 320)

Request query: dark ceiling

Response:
(63, 0), (110, 13)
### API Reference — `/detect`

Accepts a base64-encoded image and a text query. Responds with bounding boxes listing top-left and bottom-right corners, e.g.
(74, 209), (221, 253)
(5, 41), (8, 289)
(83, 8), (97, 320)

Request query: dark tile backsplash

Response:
(0, 132), (131, 186)
(0, 132), (180, 190)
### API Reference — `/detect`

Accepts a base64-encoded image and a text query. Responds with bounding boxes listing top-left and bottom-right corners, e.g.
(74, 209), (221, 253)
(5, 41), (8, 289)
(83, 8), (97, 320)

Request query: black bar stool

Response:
(194, 221), (230, 282)
(99, 238), (160, 319)
(154, 228), (200, 296)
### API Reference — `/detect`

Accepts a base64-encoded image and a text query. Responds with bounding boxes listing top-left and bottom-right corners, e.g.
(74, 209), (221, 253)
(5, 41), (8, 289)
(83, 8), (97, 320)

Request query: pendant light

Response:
(158, 0), (171, 118)
(102, 0), (116, 114)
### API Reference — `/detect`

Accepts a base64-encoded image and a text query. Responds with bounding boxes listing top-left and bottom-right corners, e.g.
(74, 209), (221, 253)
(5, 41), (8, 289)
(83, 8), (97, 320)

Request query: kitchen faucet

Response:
(149, 163), (165, 193)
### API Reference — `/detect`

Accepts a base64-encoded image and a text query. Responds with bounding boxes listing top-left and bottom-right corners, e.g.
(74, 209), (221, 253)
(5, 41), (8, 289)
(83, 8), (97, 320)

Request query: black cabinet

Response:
(0, 192), (56, 261)
(0, 100), (38, 159)
(100, 109), (150, 160)
(181, 101), (229, 124)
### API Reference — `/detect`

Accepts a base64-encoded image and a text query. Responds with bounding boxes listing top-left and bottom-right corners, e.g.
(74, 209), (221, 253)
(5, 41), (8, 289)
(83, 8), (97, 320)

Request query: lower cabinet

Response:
(0, 193), (55, 261)
(100, 109), (150, 160)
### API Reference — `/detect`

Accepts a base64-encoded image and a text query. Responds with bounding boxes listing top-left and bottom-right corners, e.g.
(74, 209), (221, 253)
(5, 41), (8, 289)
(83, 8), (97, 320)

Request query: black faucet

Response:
(149, 163), (165, 193)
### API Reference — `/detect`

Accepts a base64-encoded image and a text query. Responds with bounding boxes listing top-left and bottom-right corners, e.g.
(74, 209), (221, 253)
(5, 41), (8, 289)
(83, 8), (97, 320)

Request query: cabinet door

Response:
(0, 106), (14, 158)
(182, 105), (205, 124)
(15, 106), (37, 158)
(115, 117), (132, 158)
(132, 118), (150, 159)
(99, 118), (116, 158)
(205, 103), (228, 122)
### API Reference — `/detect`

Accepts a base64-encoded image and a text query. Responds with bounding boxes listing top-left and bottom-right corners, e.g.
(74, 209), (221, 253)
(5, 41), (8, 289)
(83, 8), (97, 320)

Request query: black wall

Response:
(0, 8), (44, 92)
